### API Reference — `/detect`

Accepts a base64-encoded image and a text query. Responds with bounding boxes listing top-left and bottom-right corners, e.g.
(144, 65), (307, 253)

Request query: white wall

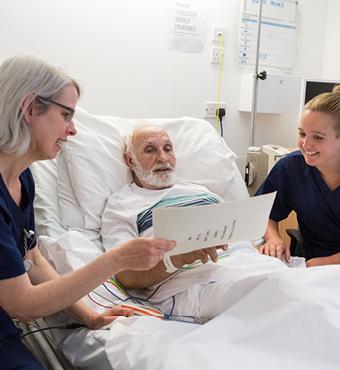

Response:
(0, 0), (330, 168)
(322, 0), (340, 79)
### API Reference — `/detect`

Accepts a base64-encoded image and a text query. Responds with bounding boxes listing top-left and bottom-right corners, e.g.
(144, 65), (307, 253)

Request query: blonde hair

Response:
(305, 85), (340, 137)
(0, 55), (80, 155)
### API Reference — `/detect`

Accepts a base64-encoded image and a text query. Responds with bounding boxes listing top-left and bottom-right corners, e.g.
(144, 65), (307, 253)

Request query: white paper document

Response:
(153, 192), (276, 256)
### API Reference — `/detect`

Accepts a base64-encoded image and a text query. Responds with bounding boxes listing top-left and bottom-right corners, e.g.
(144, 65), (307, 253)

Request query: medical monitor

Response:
(299, 78), (340, 114)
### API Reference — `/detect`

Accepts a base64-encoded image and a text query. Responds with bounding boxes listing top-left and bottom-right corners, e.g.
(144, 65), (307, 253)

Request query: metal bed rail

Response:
(16, 319), (78, 370)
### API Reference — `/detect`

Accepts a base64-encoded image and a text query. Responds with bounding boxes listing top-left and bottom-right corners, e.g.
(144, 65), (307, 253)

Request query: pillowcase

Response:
(57, 108), (248, 231)
(31, 159), (67, 237)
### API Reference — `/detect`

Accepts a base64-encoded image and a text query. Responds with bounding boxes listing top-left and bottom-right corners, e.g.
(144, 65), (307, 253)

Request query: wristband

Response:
(163, 255), (178, 273)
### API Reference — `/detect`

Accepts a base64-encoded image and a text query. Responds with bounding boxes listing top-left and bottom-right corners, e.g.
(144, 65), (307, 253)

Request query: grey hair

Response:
(0, 55), (80, 155)
(124, 133), (134, 155)
(123, 122), (171, 156)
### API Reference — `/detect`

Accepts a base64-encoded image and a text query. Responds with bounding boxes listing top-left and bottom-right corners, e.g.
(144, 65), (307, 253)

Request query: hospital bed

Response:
(28, 109), (340, 370)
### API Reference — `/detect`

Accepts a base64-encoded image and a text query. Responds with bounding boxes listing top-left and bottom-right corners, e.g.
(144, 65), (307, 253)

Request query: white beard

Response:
(132, 155), (176, 188)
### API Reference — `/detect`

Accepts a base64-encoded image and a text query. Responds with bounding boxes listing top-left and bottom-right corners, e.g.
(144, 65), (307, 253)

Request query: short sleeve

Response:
(256, 158), (293, 222)
(101, 195), (139, 251)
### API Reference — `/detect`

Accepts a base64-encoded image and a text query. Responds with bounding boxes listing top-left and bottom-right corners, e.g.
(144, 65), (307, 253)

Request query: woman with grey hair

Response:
(0, 55), (174, 369)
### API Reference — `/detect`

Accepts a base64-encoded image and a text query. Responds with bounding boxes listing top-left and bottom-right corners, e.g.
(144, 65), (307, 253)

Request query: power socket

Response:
(204, 101), (226, 119)
(212, 24), (226, 43)
(210, 46), (224, 64)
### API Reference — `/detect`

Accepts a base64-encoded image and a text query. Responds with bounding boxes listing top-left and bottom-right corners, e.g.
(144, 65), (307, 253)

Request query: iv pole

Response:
(245, 0), (267, 189)
(250, 0), (266, 147)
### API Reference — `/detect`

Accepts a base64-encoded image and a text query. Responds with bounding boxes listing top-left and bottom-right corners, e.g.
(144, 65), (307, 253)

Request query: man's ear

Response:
(124, 152), (134, 170)
(20, 94), (35, 124)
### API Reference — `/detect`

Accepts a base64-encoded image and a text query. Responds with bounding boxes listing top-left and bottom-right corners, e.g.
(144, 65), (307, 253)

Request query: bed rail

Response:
(16, 319), (78, 370)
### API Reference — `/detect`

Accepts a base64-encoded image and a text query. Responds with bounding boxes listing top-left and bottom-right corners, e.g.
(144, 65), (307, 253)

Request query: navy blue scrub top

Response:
(0, 168), (36, 344)
(256, 151), (340, 259)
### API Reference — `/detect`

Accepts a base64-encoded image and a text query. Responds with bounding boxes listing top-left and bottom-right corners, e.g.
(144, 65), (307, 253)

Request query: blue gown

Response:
(256, 151), (340, 259)
(0, 168), (45, 369)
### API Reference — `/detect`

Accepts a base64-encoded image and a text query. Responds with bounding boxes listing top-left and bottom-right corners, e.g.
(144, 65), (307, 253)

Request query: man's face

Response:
(127, 128), (176, 189)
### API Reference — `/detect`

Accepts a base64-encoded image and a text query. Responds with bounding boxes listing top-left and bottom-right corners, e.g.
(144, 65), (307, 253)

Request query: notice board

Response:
(239, 0), (299, 71)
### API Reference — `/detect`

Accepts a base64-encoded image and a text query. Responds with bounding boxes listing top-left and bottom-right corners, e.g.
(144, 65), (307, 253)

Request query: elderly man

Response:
(100, 125), (265, 323)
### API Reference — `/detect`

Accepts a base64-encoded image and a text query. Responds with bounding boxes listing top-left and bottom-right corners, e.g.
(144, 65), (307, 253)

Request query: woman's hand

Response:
(259, 236), (290, 262)
(114, 237), (176, 272)
(84, 306), (134, 330)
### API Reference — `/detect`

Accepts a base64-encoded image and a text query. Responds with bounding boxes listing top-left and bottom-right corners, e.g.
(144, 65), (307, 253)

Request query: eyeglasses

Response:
(36, 95), (75, 123)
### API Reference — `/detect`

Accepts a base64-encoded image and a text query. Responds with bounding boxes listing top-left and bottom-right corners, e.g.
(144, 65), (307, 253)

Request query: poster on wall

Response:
(239, 0), (299, 71)
(168, 0), (207, 53)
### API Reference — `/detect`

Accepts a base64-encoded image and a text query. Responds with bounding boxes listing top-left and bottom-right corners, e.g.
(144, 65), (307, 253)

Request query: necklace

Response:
(23, 229), (35, 272)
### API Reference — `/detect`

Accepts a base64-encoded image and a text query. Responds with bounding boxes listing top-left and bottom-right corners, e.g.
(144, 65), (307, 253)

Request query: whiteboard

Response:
(239, 0), (298, 71)
(243, 0), (298, 22)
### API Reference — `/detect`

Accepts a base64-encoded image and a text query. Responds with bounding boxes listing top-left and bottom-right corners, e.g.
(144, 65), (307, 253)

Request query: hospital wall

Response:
(0, 0), (334, 169)
(321, 0), (340, 80)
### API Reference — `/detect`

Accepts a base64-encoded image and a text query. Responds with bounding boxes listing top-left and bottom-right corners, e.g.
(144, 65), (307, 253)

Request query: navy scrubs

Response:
(256, 151), (340, 259)
(0, 168), (45, 369)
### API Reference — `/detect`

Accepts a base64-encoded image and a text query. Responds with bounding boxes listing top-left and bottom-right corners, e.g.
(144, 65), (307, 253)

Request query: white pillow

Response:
(57, 111), (131, 229)
(31, 160), (67, 237)
(57, 108), (248, 231)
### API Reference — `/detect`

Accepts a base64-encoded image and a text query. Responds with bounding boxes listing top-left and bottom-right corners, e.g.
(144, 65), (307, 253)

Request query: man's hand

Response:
(172, 245), (228, 267)
(203, 245), (228, 263)
(85, 306), (134, 330)
(259, 237), (290, 262)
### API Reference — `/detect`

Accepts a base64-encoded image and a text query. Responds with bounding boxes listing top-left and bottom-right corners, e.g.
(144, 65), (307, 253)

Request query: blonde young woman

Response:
(0, 55), (174, 369)
(257, 86), (340, 267)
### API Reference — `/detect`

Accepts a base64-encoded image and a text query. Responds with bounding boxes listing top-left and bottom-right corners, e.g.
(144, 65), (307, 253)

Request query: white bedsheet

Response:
(105, 260), (340, 370)
(39, 233), (340, 370)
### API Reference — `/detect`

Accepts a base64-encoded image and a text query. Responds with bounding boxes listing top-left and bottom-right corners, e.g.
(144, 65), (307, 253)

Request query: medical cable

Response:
(104, 281), (191, 321)
(89, 288), (199, 323)
(20, 323), (85, 338)
(106, 279), (146, 305)
(107, 277), (128, 296)
(88, 290), (165, 318)
(163, 314), (199, 324)
(88, 291), (115, 309)
(144, 268), (183, 300)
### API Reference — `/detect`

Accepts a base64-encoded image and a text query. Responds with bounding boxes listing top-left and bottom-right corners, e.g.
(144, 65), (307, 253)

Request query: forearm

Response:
(1, 238), (174, 322)
(30, 255), (97, 324)
(18, 248), (124, 320)
(116, 260), (170, 289)
(307, 252), (340, 267)
(264, 219), (281, 241)
(329, 252), (340, 264)
(116, 249), (215, 290)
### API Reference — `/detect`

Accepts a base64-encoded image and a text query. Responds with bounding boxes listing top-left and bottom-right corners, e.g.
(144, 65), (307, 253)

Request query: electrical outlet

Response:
(212, 24), (226, 43)
(204, 101), (226, 119)
(210, 46), (224, 64)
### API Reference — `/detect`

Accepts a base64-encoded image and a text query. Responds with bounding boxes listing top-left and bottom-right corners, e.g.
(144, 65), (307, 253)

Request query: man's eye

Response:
(298, 132), (306, 138)
(314, 136), (324, 141)
(145, 147), (154, 153)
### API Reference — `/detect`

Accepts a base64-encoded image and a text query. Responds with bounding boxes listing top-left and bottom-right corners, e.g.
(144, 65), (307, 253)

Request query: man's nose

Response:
(157, 150), (168, 161)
